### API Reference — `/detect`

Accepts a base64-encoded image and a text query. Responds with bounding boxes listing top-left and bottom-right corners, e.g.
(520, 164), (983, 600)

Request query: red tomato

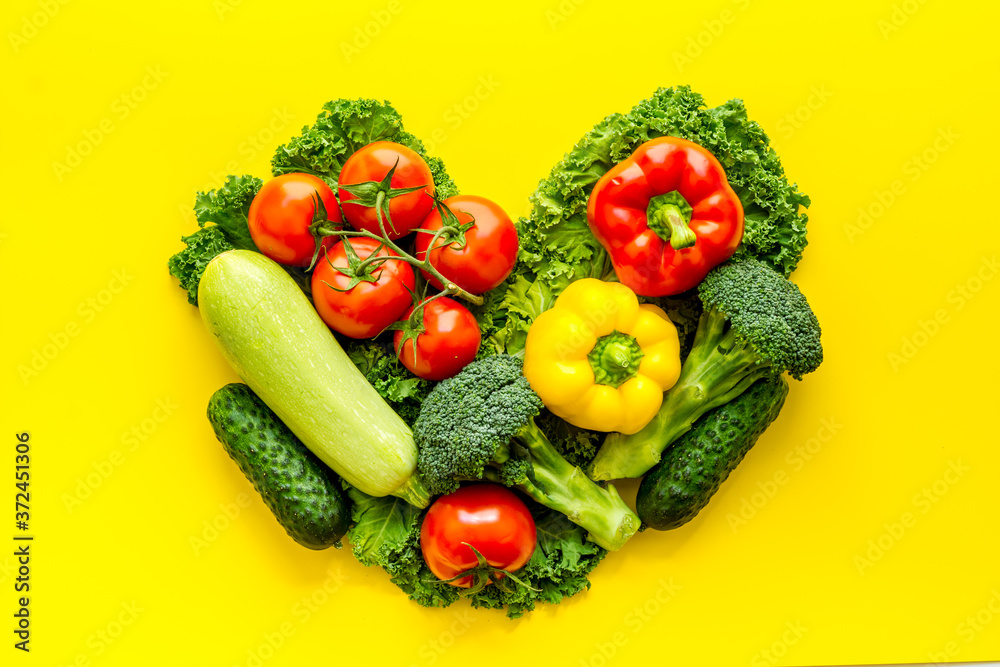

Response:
(414, 195), (518, 295)
(248, 173), (340, 267)
(420, 484), (536, 588)
(394, 297), (480, 381)
(311, 238), (415, 339)
(338, 141), (435, 240)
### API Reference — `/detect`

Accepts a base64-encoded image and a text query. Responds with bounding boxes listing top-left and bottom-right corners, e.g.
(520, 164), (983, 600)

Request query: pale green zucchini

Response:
(198, 250), (429, 507)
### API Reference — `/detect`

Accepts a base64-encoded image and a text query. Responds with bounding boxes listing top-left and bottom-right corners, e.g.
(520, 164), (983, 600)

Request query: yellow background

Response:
(3, 0), (998, 665)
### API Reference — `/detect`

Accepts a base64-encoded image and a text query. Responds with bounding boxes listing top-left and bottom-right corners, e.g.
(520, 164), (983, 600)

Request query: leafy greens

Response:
(167, 174), (261, 305)
(271, 98), (458, 200)
(482, 85), (811, 358)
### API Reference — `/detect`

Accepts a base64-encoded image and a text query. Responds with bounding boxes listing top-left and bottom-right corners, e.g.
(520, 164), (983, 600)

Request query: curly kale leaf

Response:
(193, 174), (262, 251)
(489, 85), (809, 355)
(346, 340), (432, 427)
(168, 175), (261, 305)
(648, 291), (705, 362)
(271, 98), (458, 199)
(344, 485), (606, 618)
(534, 409), (601, 470)
(167, 227), (234, 305)
(526, 505), (607, 607)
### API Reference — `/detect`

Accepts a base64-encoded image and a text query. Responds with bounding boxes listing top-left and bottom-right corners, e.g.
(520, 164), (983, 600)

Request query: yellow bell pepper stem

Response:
(588, 331), (643, 388)
(523, 279), (681, 435)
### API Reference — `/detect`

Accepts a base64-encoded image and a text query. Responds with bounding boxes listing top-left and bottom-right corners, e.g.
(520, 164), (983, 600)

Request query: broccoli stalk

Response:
(491, 421), (637, 551)
(587, 259), (823, 481)
(414, 356), (640, 551)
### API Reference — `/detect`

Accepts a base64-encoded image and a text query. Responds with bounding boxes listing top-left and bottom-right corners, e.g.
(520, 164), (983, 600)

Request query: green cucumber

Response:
(198, 249), (429, 507)
(207, 383), (350, 549)
(636, 375), (788, 530)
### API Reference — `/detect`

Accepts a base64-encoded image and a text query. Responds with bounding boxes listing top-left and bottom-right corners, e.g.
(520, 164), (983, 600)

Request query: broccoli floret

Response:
(414, 355), (640, 551)
(498, 458), (532, 488)
(588, 258), (823, 481)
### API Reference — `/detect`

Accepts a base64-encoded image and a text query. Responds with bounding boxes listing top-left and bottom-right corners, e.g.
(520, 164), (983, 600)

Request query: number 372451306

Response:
(15, 432), (29, 530)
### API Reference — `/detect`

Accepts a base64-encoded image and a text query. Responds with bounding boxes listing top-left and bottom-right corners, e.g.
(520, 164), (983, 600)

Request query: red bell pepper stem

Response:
(647, 200), (697, 250)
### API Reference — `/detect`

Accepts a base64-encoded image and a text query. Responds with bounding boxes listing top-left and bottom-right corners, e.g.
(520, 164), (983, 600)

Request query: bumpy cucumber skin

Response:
(636, 375), (789, 530)
(207, 383), (350, 550)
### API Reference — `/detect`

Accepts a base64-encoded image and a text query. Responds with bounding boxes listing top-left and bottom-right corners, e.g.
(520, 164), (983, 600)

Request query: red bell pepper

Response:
(586, 136), (744, 296)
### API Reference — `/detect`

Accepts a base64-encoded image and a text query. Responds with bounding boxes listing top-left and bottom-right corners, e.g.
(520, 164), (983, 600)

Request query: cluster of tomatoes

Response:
(246, 140), (518, 381)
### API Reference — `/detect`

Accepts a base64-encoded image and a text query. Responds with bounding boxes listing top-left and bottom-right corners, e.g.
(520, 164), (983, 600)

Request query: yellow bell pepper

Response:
(523, 279), (681, 435)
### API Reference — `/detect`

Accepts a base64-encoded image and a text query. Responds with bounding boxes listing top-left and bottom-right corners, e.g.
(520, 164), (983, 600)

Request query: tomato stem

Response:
(307, 188), (484, 306)
(418, 224), (465, 253)
(424, 193), (477, 251)
(314, 241), (396, 293)
(324, 194), (484, 306)
(427, 543), (538, 596)
(387, 290), (453, 360)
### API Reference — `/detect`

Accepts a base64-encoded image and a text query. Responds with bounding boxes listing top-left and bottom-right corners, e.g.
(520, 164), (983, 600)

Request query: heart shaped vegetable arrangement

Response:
(169, 87), (822, 618)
